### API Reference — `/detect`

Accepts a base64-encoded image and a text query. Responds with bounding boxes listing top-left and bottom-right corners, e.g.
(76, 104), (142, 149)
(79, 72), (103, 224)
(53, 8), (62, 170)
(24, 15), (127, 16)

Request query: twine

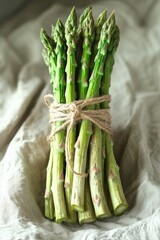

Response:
(44, 94), (112, 177)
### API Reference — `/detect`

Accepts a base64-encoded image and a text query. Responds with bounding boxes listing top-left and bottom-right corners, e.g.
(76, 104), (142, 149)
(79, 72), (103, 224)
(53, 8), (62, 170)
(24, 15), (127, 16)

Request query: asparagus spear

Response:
(77, 9), (96, 222)
(101, 26), (128, 215)
(71, 12), (116, 212)
(88, 10), (111, 219)
(40, 29), (56, 220)
(77, 9), (95, 99)
(51, 19), (68, 223)
(64, 7), (78, 223)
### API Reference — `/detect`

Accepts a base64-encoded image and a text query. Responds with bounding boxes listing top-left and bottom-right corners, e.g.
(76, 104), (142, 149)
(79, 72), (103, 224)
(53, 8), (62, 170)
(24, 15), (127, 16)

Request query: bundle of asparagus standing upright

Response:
(40, 6), (128, 224)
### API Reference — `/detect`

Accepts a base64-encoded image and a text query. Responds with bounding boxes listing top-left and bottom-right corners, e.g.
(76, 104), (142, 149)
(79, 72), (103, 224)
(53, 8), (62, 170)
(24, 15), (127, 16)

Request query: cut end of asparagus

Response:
(107, 158), (128, 216)
(97, 212), (112, 219)
(108, 167), (128, 216)
(65, 218), (78, 224)
(45, 198), (54, 220)
(65, 185), (78, 223)
(56, 217), (68, 224)
(79, 216), (96, 224)
(114, 203), (128, 216)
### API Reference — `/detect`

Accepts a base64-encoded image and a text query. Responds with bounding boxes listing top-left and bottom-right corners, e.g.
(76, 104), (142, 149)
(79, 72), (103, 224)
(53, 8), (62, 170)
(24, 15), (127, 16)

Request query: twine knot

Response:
(69, 102), (81, 120)
(44, 94), (113, 177)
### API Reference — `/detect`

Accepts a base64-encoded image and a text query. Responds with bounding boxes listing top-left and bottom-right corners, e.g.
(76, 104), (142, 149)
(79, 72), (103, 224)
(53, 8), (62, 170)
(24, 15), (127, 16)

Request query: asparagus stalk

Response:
(71, 12), (116, 212)
(89, 124), (112, 218)
(64, 7), (78, 223)
(51, 20), (68, 223)
(77, 9), (96, 222)
(88, 10), (111, 219)
(101, 26), (128, 215)
(40, 29), (57, 220)
(77, 9), (95, 99)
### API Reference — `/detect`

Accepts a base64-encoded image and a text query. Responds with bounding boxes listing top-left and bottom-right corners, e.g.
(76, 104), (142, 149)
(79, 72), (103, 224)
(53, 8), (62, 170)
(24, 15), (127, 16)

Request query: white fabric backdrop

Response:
(0, 0), (160, 239)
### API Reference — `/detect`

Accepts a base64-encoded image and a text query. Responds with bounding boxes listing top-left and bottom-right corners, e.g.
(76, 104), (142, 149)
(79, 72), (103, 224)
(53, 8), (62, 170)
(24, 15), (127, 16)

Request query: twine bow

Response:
(44, 94), (112, 176)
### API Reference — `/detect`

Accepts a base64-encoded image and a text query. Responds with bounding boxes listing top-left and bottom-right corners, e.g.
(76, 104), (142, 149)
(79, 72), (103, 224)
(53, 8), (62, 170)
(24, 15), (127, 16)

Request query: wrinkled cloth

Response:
(0, 0), (160, 239)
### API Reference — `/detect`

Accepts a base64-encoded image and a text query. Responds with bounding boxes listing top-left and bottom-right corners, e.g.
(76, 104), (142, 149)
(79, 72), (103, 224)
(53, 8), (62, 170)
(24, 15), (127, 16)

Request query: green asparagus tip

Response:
(82, 9), (94, 43)
(79, 6), (92, 26)
(97, 9), (107, 25)
(77, 6), (92, 37)
(69, 6), (77, 23)
(65, 6), (77, 51)
(108, 25), (120, 54)
(65, 6), (77, 31)
(113, 25), (120, 50)
(107, 11), (115, 23)
(107, 11), (116, 34)
(100, 11), (116, 46)
(57, 18), (63, 27)
(94, 9), (107, 41)
(54, 19), (65, 41)
(40, 28), (54, 51)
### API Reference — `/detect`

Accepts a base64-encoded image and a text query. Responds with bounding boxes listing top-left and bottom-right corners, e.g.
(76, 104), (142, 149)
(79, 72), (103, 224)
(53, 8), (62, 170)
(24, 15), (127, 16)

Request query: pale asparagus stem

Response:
(64, 7), (78, 222)
(51, 20), (68, 223)
(89, 124), (111, 218)
(71, 13), (116, 212)
(78, 179), (96, 224)
(77, 9), (95, 99)
(106, 135), (128, 215)
(64, 120), (77, 222)
(40, 29), (56, 220)
(102, 132), (113, 213)
(102, 26), (128, 215)
(64, 137), (77, 223)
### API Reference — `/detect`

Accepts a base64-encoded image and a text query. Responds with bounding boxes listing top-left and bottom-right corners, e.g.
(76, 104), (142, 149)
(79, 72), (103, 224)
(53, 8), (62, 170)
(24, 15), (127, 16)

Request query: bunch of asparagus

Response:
(40, 6), (128, 224)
